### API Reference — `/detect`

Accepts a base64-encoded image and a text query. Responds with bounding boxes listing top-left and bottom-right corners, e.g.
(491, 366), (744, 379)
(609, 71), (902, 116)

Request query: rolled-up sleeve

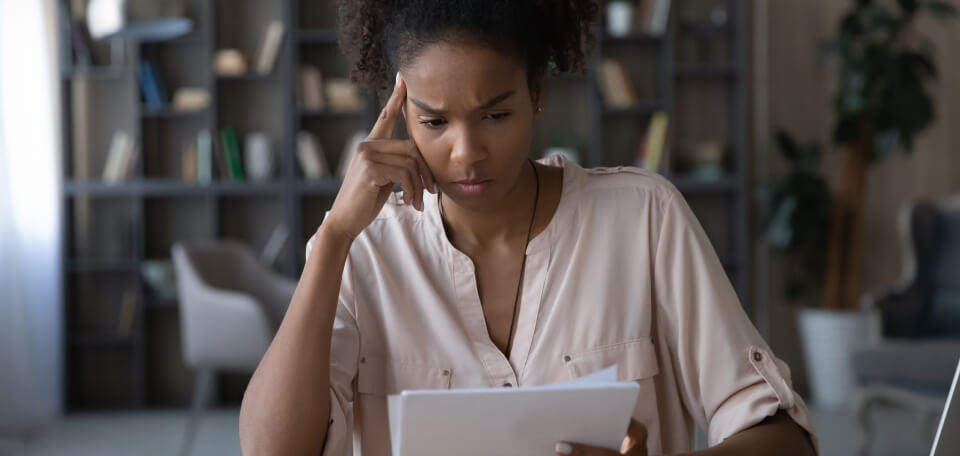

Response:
(651, 186), (818, 450)
(306, 234), (360, 456)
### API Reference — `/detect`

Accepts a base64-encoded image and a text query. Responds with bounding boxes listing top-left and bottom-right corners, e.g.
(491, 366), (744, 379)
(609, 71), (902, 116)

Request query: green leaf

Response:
(898, 0), (919, 14)
(900, 51), (937, 79)
(775, 130), (802, 163)
(833, 116), (861, 145)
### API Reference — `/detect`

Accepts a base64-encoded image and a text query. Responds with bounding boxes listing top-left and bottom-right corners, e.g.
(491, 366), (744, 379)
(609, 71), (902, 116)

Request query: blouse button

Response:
(753, 351), (763, 362)
(563, 355), (571, 362)
(360, 357), (366, 364)
(442, 369), (451, 376)
(502, 382), (513, 387)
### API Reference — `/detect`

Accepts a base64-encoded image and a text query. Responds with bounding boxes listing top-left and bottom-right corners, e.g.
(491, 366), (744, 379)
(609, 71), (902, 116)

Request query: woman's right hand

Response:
(323, 73), (436, 241)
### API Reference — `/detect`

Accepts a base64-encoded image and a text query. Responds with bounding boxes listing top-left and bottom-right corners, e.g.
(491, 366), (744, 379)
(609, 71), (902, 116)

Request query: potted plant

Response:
(605, 0), (637, 37)
(767, 0), (956, 408)
(766, 130), (882, 409)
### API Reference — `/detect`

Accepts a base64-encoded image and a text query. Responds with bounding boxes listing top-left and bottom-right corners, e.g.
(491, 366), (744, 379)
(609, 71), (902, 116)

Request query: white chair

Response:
(171, 239), (296, 456)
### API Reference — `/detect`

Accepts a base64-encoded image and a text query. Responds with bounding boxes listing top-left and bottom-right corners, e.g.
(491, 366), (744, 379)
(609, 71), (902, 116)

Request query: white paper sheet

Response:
(387, 365), (638, 456)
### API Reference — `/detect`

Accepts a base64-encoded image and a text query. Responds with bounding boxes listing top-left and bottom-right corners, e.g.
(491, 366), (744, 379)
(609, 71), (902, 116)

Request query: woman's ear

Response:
(531, 79), (547, 115)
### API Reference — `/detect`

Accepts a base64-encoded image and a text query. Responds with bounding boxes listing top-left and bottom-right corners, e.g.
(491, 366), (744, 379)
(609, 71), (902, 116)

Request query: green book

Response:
(221, 127), (245, 180)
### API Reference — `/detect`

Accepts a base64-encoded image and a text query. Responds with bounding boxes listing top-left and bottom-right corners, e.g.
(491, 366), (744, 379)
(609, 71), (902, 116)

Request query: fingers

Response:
(367, 72), (406, 140)
(556, 420), (648, 456)
(357, 139), (435, 208)
(366, 153), (423, 210)
(367, 161), (420, 210)
(623, 420), (648, 455)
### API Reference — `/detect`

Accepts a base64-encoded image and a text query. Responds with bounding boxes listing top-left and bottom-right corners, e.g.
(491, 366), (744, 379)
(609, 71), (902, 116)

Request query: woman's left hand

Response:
(555, 419), (648, 456)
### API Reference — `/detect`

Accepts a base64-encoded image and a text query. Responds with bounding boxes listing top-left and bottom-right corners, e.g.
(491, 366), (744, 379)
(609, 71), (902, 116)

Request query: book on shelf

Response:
(299, 65), (325, 110)
(598, 59), (638, 109)
(172, 88), (210, 112)
(139, 60), (169, 111)
(337, 131), (367, 179)
(197, 130), (213, 185)
(648, 0), (673, 36)
(214, 48), (248, 76)
(636, 110), (670, 173)
(632, 0), (656, 34)
(326, 78), (364, 112)
(115, 287), (138, 338)
(70, 18), (94, 67)
(297, 131), (329, 179)
(102, 131), (136, 183)
(182, 140), (198, 182)
(212, 130), (229, 179)
(220, 127), (245, 180)
(256, 20), (286, 75)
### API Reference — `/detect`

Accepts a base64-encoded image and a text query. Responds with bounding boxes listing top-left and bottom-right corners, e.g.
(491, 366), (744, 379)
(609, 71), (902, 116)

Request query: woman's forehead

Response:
(403, 42), (528, 112)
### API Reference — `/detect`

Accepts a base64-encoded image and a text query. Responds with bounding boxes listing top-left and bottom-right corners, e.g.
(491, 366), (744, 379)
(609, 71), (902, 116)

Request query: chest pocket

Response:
(563, 338), (663, 455)
(357, 355), (453, 396)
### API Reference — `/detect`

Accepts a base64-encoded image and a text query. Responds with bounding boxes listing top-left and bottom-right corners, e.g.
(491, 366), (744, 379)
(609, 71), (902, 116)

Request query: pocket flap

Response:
(357, 355), (452, 395)
(565, 338), (660, 381)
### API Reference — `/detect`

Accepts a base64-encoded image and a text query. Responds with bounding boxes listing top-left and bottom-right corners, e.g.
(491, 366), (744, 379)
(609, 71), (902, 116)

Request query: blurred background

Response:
(1, 0), (958, 455)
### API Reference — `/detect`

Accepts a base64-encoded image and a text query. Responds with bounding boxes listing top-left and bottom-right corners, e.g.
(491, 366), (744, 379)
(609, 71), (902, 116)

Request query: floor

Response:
(0, 406), (941, 455)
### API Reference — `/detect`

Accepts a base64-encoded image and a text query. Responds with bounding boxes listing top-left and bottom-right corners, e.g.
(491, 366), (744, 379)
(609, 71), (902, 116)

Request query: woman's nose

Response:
(449, 127), (487, 165)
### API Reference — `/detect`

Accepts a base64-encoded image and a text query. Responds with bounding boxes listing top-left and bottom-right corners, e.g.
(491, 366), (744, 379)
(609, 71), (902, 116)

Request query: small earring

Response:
(537, 106), (543, 113)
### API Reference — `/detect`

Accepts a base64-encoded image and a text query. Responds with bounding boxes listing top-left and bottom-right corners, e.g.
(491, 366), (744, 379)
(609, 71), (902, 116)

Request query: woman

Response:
(239, 1), (817, 455)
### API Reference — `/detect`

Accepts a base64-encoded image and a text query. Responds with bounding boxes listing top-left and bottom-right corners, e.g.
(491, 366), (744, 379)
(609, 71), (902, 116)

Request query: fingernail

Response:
(433, 183), (439, 193)
(555, 442), (573, 455)
(395, 72), (401, 85)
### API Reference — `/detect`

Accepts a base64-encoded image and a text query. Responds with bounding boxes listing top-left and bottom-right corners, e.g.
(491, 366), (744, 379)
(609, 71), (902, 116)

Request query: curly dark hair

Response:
(336, 0), (600, 99)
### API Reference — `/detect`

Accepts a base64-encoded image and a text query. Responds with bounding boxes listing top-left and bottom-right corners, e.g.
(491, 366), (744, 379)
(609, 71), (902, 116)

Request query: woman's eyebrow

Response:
(409, 90), (516, 114)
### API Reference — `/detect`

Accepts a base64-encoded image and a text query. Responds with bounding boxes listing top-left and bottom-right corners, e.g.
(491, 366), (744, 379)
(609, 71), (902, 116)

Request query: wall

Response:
(757, 0), (960, 393)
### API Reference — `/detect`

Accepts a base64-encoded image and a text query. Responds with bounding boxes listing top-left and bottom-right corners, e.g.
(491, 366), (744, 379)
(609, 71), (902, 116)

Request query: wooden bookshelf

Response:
(58, 0), (750, 409)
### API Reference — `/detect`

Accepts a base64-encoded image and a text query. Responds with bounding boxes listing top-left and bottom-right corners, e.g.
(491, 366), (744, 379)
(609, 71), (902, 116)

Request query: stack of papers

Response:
(387, 366), (639, 456)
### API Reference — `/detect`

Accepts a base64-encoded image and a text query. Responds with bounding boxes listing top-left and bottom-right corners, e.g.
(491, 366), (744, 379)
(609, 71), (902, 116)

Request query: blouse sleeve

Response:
(305, 233), (360, 456)
(651, 186), (818, 450)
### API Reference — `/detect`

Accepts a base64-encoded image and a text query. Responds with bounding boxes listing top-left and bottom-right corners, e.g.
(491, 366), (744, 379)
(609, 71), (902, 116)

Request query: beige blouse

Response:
(305, 156), (816, 455)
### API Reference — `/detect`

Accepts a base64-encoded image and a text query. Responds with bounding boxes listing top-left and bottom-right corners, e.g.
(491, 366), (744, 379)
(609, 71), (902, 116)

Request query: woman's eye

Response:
(418, 119), (446, 128)
(488, 112), (511, 121)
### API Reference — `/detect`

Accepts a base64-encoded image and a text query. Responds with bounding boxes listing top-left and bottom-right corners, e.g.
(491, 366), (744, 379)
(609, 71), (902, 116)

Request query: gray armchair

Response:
(171, 240), (296, 456)
(852, 195), (960, 455)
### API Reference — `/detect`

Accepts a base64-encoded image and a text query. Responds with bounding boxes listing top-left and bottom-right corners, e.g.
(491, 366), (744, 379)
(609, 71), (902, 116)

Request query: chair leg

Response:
(180, 369), (215, 456)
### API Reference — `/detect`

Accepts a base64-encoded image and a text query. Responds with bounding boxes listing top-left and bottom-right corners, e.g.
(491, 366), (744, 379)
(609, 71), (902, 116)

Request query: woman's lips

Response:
(452, 180), (492, 195)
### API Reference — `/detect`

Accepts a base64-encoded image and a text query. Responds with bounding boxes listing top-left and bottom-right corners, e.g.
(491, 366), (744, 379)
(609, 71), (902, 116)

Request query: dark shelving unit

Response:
(58, 0), (750, 410)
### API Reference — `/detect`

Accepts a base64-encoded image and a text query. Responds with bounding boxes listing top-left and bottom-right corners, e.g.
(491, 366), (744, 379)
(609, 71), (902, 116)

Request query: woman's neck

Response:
(440, 160), (539, 248)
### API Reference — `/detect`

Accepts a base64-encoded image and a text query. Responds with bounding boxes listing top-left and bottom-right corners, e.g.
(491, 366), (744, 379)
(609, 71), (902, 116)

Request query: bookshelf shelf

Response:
(64, 180), (138, 196)
(68, 258), (138, 272)
(299, 108), (366, 118)
(297, 28), (339, 44)
(61, 66), (128, 80)
(68, 331), (141, 347)
(295, 178), (342, 196)
(602, 103), (662, 116)
(216, 72), (276, 81)
(675, 64), (736, 79)
(141, 107), (209, 118)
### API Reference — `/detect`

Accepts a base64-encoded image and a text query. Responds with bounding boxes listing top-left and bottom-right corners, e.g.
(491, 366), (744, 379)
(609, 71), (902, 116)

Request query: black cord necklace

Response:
(439, 158), (540, 357)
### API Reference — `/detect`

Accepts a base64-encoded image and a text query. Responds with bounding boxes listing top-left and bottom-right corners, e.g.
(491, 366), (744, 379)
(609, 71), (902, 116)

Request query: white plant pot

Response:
(797, 307), (882, 409)
(606, 3), (635, 37)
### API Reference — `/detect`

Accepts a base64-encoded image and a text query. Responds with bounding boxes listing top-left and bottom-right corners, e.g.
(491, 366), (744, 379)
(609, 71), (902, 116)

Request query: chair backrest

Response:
(927, 205), (960, 336)
(887, 197), (960, 338)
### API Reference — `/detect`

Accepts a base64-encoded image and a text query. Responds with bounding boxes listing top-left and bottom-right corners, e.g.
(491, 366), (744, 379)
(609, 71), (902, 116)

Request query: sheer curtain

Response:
(0, 0), (63, 434)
